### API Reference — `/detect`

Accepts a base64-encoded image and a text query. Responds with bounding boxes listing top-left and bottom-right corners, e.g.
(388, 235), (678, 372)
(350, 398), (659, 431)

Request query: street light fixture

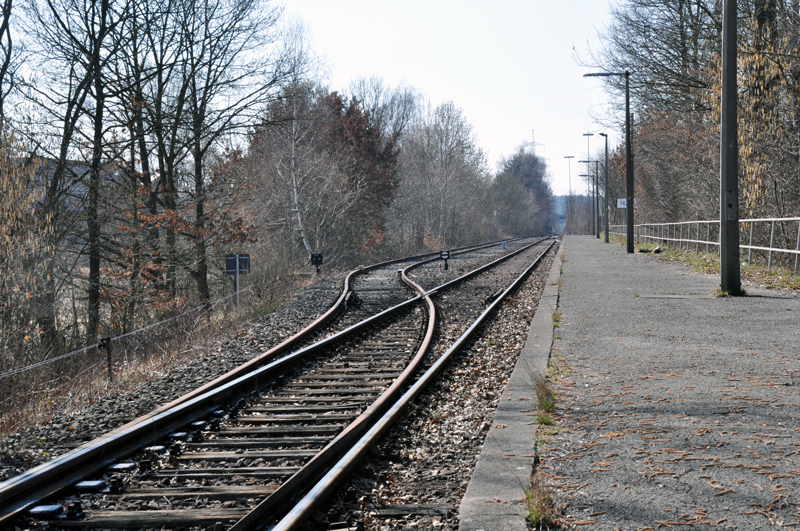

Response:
(599, 133), (609, 243)
(564, 155), (574, 194)
(584, 71), (634, 253)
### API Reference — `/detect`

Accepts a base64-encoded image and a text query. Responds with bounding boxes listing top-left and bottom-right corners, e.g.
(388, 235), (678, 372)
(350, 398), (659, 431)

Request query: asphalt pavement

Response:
(461, 235), (800, 530)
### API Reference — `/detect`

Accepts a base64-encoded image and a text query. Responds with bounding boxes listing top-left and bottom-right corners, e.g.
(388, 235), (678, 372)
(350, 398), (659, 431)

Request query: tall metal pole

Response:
(624, 72), (634, 253)
(579, 173), (590, 234)
(235, 254), (241, 310)
(594, 160), (600, 238)
(564, 155), (573, 194)
(720, 0), (742, 294)
(583, 133), (593, 235)
(600, 133), (609, 243)
(583, 71), (634, 251)
(564, 155), (574, 234)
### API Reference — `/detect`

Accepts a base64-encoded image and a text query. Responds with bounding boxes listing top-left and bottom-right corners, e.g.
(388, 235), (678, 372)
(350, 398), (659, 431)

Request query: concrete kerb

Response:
(458, 241), (564, 531)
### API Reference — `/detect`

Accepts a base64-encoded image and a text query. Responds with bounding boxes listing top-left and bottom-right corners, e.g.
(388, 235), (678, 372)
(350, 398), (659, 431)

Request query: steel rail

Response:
(272, 238), (557, 531)
(121, 238), (518, 419)
(227, 238), (551, 531)
(226, 244), (440, 531)
(0, 238), (525, 524)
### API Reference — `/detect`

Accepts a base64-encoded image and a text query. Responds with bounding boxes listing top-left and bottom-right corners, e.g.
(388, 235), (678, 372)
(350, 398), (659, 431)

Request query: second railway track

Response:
(1, 237), (557, 530)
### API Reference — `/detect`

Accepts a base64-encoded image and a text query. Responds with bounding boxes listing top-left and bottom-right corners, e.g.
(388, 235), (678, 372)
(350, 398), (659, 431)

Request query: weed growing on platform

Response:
(551, 310), (562, 327)
(533, 373), (556, 413)
(524, 474), (557, 528)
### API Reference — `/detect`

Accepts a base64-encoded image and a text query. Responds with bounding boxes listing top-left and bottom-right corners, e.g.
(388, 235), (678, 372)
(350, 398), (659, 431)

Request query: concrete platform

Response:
(460, 235), (800, 530)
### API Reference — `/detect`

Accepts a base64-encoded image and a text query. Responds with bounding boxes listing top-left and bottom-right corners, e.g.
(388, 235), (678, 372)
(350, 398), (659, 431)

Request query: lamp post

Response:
(599, 133), (609, 243)
(580, 159), (597, 238)
(584, 71), (634, 253)
(579, 174), (590, 234)
(582, 133), (594, 236)
(579, 160), (596, 236)
(594, 161), (600, 238)
(564, 155), (574, 234)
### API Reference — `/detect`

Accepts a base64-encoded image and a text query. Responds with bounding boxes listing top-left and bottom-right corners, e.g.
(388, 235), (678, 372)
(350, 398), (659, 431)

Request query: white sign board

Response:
(617, 198), (626, 208)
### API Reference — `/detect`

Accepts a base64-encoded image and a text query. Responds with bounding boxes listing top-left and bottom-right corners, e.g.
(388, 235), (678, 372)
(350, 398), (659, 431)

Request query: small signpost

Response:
(226, 253), (250, 309)
(440, 250), (450, 271)
(502, 241), (508, 250)
(310, 253), (323, 274)
(617, 198), (627, 209)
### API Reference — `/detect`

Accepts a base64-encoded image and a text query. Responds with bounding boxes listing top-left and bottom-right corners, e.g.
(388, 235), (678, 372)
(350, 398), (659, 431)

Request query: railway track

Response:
(0, 237), (556, 530)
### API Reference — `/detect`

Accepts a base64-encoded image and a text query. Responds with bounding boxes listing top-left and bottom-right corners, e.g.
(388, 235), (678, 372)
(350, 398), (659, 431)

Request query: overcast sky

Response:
(284, 0), (618, 196)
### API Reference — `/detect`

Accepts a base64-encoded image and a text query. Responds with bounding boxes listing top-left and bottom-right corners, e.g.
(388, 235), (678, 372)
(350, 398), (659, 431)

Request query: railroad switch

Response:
(345, 290), (362, 308)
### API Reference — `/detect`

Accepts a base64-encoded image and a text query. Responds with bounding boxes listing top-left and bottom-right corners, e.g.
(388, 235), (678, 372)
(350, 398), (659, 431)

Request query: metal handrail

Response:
(609, 216), (800, 274)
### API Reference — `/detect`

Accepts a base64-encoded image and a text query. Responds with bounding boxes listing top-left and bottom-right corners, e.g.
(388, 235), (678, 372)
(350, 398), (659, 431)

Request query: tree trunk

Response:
(291, 113), (313, 256)
(193, 142), (210, 301)
(86, 0), (110, 347)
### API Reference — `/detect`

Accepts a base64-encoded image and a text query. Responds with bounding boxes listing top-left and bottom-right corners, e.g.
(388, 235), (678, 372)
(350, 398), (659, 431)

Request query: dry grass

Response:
(615, 236), (800, 291)
(524, 473), (559, 528)
(0, 297), (281, 437)
(533, 372), (556, 414)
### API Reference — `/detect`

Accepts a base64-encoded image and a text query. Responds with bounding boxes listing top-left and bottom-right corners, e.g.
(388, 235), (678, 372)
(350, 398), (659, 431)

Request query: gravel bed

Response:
(318, 243), (557, 530)
(0, 242), (527, 485)
(0, 275), (343, 482)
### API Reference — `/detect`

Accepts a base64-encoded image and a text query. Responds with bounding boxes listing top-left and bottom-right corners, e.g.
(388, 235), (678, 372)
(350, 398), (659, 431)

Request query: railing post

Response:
(768, 220), (775, 269)
(679, 223), (683, 251)
(706, 223), (710, 253)
(101, 337), (113, 382)
(748, 221), (754, 266)
(695, 223), (699, 253)
(795, 221), (800, 275)
(683, 223), (687, 251)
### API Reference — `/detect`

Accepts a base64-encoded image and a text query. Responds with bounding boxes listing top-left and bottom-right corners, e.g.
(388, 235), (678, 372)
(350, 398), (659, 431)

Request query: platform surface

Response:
(461, 235), (800, 530)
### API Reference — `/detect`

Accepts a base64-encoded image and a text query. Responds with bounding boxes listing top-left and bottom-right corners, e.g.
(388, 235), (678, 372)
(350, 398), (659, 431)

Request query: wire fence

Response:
(610, 217), (800, 274)
(0, 282), (267, 433)
(0, 287), (253, 381)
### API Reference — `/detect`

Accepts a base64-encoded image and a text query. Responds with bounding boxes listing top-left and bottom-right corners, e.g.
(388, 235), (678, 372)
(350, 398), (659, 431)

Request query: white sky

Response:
(284, 0), (618, 196)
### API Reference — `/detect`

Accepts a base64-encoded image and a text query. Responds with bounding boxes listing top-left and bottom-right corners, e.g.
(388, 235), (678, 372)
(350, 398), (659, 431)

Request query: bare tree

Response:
(385, 101), (495, 251)
(347, 76), (419, 144)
